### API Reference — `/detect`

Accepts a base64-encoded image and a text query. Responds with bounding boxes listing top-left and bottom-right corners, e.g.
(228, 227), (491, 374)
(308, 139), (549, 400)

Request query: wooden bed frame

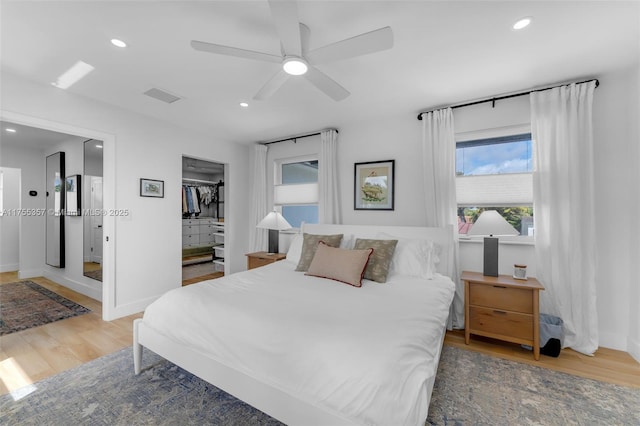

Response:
(133, 224), (454, 425)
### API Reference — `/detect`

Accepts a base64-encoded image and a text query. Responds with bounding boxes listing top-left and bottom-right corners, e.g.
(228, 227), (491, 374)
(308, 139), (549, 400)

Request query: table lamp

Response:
(467, 210), (518, 276)
(256, 210), (292, 254)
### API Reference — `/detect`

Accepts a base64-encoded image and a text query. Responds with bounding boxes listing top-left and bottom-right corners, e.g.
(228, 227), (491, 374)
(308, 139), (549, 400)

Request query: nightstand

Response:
(245, 252), (287, 270)
(462, 271), (545, 360)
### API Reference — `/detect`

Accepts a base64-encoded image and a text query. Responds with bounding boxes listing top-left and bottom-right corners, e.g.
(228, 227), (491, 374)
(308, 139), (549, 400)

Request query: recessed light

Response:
(5, 128), (16, 133)
(240, 102), (249, 108)
(111, 38), (127, 48)
(51, 60), (95, 89)
(513, 17), (532, 30)
(282, 57), (308, 76)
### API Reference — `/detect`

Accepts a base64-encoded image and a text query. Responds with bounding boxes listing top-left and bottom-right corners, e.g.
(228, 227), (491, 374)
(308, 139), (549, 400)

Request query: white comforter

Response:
(143, 260), (455, 425)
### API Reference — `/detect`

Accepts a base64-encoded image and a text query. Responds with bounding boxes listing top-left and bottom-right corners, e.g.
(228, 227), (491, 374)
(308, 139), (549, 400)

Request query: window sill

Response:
(458, 237), (535, 246)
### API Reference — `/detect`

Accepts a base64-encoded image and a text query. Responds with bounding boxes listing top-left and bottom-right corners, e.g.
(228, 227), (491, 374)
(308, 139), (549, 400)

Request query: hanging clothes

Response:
(189, 187), (200, 214)
(182, 187), (188, 214)
(182, 183), (216, 215)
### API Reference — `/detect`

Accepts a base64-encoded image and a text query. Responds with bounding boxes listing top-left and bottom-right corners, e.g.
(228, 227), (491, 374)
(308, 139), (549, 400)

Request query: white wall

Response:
(0, 144), (46, 277)
(592, 64), (640, 360)
(1, 71), (251, 320)
(632, 62), (640, 363)
(0, 167), (21, 272)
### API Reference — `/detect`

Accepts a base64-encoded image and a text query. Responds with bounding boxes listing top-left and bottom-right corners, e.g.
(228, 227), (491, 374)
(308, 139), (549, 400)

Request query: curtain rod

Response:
(416, 78), (600, 120)
(262, 129), (338, 145)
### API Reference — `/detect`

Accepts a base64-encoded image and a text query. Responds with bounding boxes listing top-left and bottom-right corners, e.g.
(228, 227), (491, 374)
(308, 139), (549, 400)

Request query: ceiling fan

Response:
(190, 0), (393, 101)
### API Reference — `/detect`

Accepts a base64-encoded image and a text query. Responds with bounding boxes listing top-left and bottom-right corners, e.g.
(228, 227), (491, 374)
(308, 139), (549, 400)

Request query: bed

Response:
(133, 224), (455, 425)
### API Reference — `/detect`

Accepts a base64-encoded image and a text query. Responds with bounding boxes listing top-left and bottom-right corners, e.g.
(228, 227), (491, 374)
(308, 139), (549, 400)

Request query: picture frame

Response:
(65, 174), (81, 216)
(354, 160), (394, 210)
(140, 178), (164, 198)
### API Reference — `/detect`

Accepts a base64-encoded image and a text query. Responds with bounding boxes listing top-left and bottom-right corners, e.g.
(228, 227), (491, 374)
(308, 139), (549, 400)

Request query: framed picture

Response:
(354, 160), (394, 210)
(140, 178), (164, 198)
(65, 174), (81, 216)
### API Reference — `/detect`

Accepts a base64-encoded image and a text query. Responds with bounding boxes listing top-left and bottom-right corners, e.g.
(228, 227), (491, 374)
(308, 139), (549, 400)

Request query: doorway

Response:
(181, 155), (226, 285)
(0, 115), (112, 316)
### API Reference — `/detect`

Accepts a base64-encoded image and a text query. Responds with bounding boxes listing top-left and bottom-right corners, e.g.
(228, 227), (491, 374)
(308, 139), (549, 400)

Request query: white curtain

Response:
(531, 81), (598, 355)
(319, 129), (341, 224)
(421, 108), (463, 329)
(249, 144), (268, 251)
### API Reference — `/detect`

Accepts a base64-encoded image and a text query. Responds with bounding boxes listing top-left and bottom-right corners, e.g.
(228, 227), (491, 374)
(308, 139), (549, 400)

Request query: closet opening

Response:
(182, 156), (226, 285)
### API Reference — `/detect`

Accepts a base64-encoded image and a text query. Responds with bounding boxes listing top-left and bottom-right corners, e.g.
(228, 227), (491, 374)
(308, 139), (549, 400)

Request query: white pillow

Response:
(286, 233), (303, 263)
(339, 233), (355, 250)
(377, 232), (439, 279)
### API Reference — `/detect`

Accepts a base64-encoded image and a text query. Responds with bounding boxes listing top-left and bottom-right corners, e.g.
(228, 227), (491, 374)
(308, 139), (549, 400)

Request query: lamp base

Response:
(483, 236), (499, 277)
(268, 229), (279, 254)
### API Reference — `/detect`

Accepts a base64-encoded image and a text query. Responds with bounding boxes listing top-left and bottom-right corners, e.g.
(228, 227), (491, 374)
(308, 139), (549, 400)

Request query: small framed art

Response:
(140, 178), (164, 198)
(354, 160), (394, 210)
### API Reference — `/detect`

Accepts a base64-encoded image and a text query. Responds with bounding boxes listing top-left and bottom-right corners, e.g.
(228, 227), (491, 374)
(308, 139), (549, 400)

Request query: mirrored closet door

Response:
(83, 139), (104, 281)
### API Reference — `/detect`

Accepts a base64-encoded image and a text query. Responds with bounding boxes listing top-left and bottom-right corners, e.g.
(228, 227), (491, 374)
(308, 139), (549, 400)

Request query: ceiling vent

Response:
(143, 88), (181, 104)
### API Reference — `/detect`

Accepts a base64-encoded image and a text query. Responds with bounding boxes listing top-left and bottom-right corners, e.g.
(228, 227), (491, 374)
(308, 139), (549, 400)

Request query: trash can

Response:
(539, 313), (563, 357)
(523, 313), (564, 357)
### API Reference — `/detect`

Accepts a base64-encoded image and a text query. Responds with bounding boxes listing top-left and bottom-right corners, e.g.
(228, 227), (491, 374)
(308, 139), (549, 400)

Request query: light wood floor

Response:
(1, 271), (638, 398)
(0, 272), (142, 396)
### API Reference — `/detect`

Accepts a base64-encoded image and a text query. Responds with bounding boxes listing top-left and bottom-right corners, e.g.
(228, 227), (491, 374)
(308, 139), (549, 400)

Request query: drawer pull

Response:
(493, 310), (507, 314)
(493, 285), (507, 288)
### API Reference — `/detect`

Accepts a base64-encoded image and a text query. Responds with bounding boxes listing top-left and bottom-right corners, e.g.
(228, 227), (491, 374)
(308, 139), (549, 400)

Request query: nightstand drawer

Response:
(469, 306), (533, 341)
(248, 257), (273, 269)
(469, 283), (533, 313)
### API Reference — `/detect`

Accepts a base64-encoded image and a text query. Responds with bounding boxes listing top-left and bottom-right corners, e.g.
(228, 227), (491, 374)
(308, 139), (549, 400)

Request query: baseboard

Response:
(628, 337), (640, 364)
(0, 263), (19, 273)
(43, 271), (102, 301)
(599, 331), (627, 351)
(18, 268), (43, 279)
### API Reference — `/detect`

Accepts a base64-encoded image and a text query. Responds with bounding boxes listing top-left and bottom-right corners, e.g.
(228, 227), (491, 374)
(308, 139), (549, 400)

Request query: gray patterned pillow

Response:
(295, 233), (343, 272)
(353, 238), (398, 283)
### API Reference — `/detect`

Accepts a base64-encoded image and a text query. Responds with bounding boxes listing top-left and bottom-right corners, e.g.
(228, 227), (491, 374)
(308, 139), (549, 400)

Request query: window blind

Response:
(456, 173), (533, 206)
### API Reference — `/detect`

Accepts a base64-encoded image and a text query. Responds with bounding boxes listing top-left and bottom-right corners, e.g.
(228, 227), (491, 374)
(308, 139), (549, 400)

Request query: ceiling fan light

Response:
(283, 57), (308, 75)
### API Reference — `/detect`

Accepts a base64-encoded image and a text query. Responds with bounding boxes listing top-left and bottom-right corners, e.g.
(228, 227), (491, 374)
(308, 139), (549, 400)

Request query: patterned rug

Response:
(83, 269), (102, 282)
(0, 281), (91, 336)
(1, 345), (637, 425)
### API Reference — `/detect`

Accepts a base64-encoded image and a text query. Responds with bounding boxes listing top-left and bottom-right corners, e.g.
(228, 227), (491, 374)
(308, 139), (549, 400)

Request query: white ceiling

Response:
(0, 120), (87, 149)
(1, 1), (638, 145)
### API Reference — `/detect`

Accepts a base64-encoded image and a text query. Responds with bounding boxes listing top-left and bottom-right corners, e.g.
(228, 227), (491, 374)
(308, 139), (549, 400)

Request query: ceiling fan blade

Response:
(303, 66), (350, 101)
(268, 0), (302, 56)
(300, 23), (310, 55)
(254, 70), (290, 100)
(191, 40), (281, 63)
(306, 26), (393, 64)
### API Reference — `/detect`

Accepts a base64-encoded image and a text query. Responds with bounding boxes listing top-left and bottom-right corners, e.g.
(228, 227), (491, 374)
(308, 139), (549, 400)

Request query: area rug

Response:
(83, 269), (102, 282)
(0, 346), (638, 425)
(0, 281), (91, 336)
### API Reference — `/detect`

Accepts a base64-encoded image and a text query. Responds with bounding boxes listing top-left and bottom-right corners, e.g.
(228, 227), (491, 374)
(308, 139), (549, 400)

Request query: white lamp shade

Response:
(256, 210), (292, 231)
(467, 210), (519, 236)
(274, 183), (318, 205)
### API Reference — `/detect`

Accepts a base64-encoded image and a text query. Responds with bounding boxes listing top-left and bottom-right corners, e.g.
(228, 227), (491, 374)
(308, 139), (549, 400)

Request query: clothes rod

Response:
(182, 178), (218, 185)
(416, 78), (600, 120)
(262, 129), (339, 145)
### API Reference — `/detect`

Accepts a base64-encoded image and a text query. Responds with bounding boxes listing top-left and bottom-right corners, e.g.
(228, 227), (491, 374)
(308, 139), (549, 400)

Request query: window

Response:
(456, 133), (533, 236)
(275, 157), (318, 228)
